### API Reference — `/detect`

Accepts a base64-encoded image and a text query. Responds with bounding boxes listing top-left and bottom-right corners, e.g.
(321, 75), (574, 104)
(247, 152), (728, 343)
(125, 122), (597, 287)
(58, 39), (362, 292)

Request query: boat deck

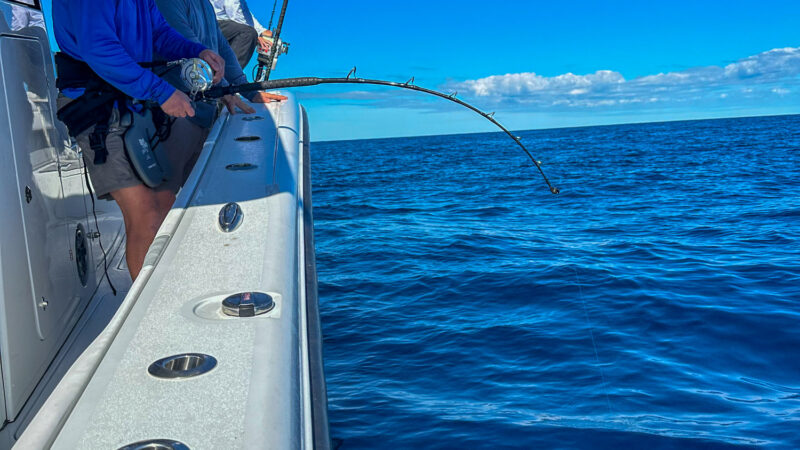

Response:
(15, 94), (328, 449)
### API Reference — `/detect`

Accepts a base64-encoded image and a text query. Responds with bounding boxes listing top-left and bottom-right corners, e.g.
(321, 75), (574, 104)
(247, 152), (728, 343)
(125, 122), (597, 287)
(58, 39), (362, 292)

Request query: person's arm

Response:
(154, 0), (201, 44)
(216, 25), (265, 102)
(248, 4), (268, 35)
(217, 27), (249, 86)
(149, 0), (207, 61)
(72, 0), (177, 104)
(216, 26), (286, 103)
(150, 0), (225, 84)
(219, 0), (240, 21)
(223, 0), (267, 34)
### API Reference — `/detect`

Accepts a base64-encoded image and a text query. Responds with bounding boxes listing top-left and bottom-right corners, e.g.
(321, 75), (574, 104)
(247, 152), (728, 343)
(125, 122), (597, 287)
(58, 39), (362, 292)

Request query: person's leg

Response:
(147, 117), (209, 224)
(110, 185), (166, 280)
(218, 19), (259, 68)
(155, 190), (176, 223)
(162, 117), (211, 192)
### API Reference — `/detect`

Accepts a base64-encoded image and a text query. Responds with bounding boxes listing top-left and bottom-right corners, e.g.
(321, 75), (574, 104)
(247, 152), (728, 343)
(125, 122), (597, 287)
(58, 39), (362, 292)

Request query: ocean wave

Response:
(314, 115), (800, 448)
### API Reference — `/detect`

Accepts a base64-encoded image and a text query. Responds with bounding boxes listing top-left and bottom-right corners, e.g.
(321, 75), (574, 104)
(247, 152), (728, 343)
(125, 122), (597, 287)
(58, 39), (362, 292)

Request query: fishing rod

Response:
(267, 0), (278, 29)
(197, 70), (561, 194)
(256, 0), (289, 82)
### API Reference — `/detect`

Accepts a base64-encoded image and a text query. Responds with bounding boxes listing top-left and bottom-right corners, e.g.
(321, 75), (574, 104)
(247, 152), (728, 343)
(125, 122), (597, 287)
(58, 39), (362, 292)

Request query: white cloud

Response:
(450, 47), (800, 109)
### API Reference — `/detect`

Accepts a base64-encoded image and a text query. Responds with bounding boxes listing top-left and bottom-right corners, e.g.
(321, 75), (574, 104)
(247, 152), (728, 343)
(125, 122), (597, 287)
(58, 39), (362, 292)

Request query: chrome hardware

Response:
(225, 163), (258, 171)
(179, 58), (214, 94)
(118, 439), (190, 450)
(218, 202), (243, 232)
(241, 115), (264, 122)
(24, 186), (32, 203)
(235, 135), (261, 142)
(221, 292), (275, 317)
(75, 224), (89, 286)
(87, 231), (101, 240)
(148, 353), (217, 379)
(38, 297), (48, 311)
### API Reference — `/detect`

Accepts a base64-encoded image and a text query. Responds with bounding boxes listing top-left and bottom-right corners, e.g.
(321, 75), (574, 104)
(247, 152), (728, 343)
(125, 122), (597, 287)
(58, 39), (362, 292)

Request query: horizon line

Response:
(311, 111), (800, 144)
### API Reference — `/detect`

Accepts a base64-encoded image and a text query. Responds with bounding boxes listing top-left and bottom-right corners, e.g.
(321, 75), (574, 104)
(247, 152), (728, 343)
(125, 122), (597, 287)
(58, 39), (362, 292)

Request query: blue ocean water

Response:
(311, 114), (800, 449)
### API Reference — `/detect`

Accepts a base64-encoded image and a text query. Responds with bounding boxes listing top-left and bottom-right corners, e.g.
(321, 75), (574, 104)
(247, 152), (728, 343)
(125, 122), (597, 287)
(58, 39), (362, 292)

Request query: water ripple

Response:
(313, 115), (800, 448)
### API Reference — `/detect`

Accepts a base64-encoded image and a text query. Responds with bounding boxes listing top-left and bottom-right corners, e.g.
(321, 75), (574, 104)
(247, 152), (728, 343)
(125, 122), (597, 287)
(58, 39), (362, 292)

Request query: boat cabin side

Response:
(0, 0), (128, 436)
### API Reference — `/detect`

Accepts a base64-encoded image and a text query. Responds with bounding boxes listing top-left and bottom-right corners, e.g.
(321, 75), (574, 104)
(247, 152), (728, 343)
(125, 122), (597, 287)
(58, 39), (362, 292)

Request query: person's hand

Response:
(250, 91), (288, 103)
(160, 90), (195, 118)
(257, 36), (273, 54)
(222, 95), (256, 115)
(199, 49), (225, 84)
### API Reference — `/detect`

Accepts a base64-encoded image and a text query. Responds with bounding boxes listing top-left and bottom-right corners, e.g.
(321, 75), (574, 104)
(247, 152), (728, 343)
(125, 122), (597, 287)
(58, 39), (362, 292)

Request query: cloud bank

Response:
(450, 47), (800, 110)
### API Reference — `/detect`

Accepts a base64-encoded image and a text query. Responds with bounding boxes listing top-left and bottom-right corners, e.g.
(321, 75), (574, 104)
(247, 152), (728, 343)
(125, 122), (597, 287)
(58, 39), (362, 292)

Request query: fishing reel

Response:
(257, 34), (290, 60)
(255, 33), (290, 82)
(178, 58), (214, 94)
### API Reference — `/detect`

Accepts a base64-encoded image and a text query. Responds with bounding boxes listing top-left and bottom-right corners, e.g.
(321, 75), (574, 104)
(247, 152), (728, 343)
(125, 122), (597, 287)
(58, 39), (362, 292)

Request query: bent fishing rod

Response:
(197, 71), (561, 195)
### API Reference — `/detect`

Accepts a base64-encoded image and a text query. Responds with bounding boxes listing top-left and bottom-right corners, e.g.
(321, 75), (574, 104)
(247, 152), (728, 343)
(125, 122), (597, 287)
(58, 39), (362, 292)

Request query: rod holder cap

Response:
(222, 292), (275, 317)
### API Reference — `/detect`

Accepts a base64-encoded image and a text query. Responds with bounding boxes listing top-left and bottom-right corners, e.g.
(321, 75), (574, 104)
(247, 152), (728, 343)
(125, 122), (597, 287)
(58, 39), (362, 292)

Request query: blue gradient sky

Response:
(244, 0), (800, 140)
(41, 0), (800, 141)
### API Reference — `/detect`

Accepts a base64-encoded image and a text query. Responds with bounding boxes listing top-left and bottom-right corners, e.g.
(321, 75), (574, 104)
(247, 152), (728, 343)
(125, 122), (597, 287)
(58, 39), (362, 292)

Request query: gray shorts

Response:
(58, 96), (209, 200)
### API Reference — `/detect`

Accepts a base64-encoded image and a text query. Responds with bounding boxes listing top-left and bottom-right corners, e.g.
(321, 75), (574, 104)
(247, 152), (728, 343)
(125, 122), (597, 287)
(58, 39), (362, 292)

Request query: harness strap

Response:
(88, 122), (110, 165)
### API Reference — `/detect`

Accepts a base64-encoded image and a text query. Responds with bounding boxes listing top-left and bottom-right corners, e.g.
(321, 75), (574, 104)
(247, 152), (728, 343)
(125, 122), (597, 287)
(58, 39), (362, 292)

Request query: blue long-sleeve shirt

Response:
(154, 0), (254, 100)
(53, 0), (207, 104)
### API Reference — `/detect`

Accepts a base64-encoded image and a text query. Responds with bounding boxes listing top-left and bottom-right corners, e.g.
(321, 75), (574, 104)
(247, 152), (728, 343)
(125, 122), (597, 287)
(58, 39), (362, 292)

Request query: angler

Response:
(213, 0), (278, 68)
(53, 0), (227, 280)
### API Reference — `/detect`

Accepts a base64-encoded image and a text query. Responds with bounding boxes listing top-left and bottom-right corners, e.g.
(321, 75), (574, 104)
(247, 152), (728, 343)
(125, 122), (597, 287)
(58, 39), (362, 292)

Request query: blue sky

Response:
(244, 0), (800, 140)
(41, 0), (800, 141)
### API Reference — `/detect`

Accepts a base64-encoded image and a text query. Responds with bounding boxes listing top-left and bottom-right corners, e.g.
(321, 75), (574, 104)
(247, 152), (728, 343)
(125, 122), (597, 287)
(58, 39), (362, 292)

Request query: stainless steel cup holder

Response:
(235, 135), (261, 142)
(241, 115), (264, 121)
(148, 353), (217, 379)
(118, 439), (190, 450)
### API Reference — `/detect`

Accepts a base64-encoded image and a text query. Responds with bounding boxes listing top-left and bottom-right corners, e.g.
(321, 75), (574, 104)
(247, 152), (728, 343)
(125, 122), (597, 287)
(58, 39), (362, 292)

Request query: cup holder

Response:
(242, 115), (264, 122)
(148, 353), (217, 379)
(118, 439), (190, 450)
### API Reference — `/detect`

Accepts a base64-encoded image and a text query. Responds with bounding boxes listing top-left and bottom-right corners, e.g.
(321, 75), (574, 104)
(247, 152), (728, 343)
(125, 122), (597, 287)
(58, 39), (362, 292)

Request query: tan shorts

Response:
(58, 96), (209, 200)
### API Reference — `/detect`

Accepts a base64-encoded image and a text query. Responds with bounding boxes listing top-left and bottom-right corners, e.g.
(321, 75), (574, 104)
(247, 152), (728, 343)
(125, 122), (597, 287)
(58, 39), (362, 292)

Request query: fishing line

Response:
(571, 266), (611, 415)
(198, 73), (561, 194)
(82, 159), (117, 296)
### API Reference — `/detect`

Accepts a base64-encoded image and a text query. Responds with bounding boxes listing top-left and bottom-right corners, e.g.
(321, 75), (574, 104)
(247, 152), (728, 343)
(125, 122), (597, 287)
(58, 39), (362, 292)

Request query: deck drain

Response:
(242, 115), (264, 122)
(226, 163), (258, 171)
(235, 135), (261, 142)
(222, 292), (275, 317)
(118, 439), (189, 450)
(148, 353), (217, 379)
